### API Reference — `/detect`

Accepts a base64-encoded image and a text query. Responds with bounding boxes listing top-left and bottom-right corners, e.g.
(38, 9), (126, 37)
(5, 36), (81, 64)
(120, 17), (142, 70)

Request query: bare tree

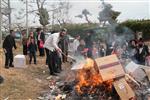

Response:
(98, 2), (120, 26)
(14, 0), (72, 30)
(35, 0), (49, 30)
(82, 9), (92, 24)
(75, 9), (92, 24)
(52, 1), (72, 28)
(17, 0), (49, 30)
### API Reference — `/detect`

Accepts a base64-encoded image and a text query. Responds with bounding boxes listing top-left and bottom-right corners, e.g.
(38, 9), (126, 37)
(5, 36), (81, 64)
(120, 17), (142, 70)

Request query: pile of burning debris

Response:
(38, 54), (150, 100)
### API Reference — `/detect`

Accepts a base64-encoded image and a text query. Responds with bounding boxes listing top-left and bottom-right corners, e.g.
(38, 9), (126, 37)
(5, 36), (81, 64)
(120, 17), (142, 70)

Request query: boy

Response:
(28, 38), (37, 64)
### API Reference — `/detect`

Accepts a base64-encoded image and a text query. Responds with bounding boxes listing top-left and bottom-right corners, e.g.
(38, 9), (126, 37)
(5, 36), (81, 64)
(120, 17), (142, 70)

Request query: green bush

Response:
(120, 19), (150, 40)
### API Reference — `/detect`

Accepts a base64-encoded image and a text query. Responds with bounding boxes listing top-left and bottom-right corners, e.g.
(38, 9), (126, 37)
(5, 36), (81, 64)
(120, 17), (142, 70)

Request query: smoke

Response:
(98, 2), (134, 47)
(71, 1), (135, 67)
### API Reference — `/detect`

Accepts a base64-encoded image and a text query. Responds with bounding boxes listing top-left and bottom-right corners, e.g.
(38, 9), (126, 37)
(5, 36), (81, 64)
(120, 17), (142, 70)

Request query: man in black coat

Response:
(59, 35), (69, 63)
(3, 30), (17, 69)
(136, 39), (149, 65)
(84, 31), (94, 58)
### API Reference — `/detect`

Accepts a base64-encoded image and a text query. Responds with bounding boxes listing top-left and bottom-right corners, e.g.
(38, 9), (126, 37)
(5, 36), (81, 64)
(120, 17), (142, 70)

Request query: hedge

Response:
(120, 19), (150, 40)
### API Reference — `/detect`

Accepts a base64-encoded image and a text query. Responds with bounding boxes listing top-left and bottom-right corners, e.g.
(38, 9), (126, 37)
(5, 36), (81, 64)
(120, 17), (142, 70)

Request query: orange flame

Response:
(75, 58), (113, 94)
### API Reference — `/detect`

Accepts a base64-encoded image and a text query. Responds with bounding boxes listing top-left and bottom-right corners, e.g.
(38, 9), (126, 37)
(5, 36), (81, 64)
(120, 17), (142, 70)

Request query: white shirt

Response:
(73, 39), (80, 51)
(139, 48), (143, 54)
(44, 33), (60, 51)
(38, 33), (41, 41)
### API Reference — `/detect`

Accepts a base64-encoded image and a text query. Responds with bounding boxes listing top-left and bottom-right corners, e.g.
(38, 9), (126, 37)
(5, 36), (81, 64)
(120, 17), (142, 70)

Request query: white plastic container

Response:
(14, 54), (26, 68)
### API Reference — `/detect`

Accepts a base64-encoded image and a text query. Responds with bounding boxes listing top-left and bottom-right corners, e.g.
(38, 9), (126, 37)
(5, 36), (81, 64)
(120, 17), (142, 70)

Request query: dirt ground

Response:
(0, 48), (71, 100)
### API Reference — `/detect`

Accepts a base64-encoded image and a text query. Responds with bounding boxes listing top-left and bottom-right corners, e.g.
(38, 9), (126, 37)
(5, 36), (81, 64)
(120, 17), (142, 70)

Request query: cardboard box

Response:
(95, 54), (125, 81)
(141, 66), (150, 81)
(125, 61), (146, 82)
(113, 78), (135, 100)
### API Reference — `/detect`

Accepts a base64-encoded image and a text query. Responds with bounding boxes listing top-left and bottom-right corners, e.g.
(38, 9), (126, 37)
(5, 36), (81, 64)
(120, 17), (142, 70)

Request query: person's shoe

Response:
(34, 62), (37, 65)
(0, 76), (4, 84)
(9, 65), (14, 67)
(54, 70), (60, 73)
(5, 66), (9, 69)
(56, 71), (61, 73)
(50, 73), (58, 76)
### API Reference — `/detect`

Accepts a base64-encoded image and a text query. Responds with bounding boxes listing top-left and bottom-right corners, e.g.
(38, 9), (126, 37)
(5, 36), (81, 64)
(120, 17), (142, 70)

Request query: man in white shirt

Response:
(72, 35), (80, 56)
(44, 29), (67, 75)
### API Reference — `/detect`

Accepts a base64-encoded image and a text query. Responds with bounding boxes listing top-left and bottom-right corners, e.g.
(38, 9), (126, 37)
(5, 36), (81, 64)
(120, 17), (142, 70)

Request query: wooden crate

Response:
(95, 54), (125, 81)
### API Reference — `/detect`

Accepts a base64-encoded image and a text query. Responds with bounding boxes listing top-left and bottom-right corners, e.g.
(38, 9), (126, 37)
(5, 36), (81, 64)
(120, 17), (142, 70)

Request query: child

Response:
(77, 39), (86, 56)
(28, 38), (37, 64)
(92, 42), (99, 59)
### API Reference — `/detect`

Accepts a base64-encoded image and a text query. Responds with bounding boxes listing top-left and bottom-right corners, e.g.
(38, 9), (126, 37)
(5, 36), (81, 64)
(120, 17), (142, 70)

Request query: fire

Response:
(75, 58), (113, 94)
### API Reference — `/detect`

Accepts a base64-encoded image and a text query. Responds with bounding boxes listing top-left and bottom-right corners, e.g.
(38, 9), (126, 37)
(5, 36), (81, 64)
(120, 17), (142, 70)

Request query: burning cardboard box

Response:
(95, 55), (135, 100)
(95, 54), (125, 81)
(113, 78), (135, 100)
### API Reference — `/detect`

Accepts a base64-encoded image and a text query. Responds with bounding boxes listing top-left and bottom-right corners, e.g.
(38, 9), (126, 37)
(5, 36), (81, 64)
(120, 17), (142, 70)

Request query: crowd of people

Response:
(22, 28), (45, 64)
(71, 31), (150, 66)
(2, 28), (150, 75)
(3, 28), (69, 76)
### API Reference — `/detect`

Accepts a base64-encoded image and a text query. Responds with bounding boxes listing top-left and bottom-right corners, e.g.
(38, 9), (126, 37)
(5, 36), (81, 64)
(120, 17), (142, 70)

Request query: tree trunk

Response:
(85, 15), (91, 24)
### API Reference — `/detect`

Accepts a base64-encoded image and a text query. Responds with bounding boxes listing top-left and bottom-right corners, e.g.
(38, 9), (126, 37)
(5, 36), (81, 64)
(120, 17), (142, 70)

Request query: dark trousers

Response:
(38, 40), (45, 56)
(48, 50), (62, 74)
(23, 45), (27, 55)
(29, 52), (36, 64)
(54, 51), (62, 71)
(5, 49), (13, 67)
(39, 48), (45, 56)
(87, 48), (93, 58)
(45, 48), (49, 65)
(48, 51), (56, 74)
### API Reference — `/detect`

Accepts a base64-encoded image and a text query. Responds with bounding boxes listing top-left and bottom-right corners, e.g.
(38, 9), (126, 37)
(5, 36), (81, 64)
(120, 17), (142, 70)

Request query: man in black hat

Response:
(3, 30), (17, 69)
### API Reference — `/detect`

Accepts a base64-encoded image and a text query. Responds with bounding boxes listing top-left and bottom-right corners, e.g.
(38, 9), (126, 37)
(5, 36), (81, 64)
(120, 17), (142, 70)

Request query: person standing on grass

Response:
(37, 28), (45, 56)
(3, 30), (17, 69)
(44, 28), (67, 76)
(22, 34), (28, 55)
(28, 38), (37, 64)
(22, 30), (28, 55)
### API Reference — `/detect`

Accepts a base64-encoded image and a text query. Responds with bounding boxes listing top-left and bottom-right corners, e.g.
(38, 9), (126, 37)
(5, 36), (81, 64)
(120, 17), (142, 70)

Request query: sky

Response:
(9, 0), (150, 27)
